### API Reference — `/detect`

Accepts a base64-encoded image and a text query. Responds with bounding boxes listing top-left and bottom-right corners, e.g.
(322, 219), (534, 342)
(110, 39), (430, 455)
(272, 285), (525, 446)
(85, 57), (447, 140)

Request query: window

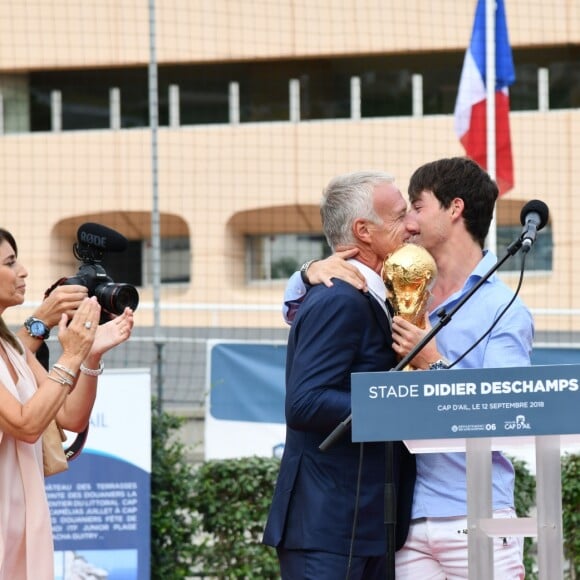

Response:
(104, 237), (191, 286)
(299, 71), (351, 120)
(30, 68), (149, 131)
(247, 233), (331, 281)
(497, 224), (553, 272)
(159, 67), (230, 125)
(101, 240), (143, 288)
(26, 48), (580, 132)
(142, 237), (191, 284)
(361, 69), (413, 117)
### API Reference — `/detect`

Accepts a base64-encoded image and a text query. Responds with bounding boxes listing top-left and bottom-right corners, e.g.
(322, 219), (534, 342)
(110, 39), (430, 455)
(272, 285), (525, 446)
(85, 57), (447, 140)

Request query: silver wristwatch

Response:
(428, 358), (450, 370)
(299, 259), (317, 285)
(24, 317), (51, 340)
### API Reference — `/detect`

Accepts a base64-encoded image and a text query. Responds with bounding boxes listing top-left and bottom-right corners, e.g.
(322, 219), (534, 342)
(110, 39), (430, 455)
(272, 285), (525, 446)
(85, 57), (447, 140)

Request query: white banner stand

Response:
(402, 434), (577, 579)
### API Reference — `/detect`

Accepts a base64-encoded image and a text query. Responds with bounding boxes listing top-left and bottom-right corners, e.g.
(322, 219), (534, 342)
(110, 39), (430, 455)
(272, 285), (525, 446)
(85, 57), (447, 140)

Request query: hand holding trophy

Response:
(382, 243), (437, 370)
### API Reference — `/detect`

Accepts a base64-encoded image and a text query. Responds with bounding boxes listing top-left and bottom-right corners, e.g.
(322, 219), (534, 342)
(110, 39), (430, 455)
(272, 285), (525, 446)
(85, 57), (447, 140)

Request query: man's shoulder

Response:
(465, 277), (533, 332)
(486, 277), (532, 311)
(296, 279), (370, 320)
(307, 279), (367, 303)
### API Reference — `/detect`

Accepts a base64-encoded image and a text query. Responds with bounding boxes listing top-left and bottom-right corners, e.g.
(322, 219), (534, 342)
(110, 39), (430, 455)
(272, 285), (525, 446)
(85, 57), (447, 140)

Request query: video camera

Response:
(61, 223), (139, 316)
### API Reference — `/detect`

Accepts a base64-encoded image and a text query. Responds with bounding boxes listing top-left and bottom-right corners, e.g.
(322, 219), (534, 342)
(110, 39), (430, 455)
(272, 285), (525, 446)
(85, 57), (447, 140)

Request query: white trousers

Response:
(395, 508), (525, 579)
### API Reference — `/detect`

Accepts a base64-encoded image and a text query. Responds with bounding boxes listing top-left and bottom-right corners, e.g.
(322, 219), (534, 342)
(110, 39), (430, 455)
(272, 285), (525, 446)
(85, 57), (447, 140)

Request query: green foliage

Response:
(511, 455), (537, 579)
(150, 402), (203, 579)
(150, 402), (279, 578)
(562, 453), (580, 578)
(511, 452), (580, 579)
(192, 456), (280, 578)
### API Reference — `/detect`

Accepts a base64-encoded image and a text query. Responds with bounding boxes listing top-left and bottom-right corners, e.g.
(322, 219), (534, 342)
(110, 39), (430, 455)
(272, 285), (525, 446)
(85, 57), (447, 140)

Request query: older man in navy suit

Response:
(263, 171), (416, 579)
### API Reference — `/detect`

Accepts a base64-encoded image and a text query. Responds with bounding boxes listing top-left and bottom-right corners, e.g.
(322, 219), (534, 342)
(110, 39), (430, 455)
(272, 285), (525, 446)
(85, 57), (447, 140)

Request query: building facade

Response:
(0, 1), (579, 410)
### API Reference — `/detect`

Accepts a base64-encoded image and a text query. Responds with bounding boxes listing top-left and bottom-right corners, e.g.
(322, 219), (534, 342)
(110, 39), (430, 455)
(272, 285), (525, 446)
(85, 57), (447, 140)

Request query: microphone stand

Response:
(319, 235), (526, 580)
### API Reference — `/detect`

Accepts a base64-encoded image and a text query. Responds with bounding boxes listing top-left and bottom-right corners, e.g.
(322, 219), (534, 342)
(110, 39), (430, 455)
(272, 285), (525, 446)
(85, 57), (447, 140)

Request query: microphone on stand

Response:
(520, 200), (549, 253)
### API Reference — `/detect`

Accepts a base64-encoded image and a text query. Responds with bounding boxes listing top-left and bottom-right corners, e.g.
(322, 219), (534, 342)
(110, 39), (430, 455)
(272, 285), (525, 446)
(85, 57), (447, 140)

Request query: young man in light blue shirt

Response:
(284, 157), (533, 579)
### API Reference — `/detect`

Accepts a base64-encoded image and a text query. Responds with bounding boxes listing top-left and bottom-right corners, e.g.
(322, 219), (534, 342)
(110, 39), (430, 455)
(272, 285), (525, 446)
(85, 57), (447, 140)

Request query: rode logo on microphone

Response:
(77, 223), (128, 253)
(79, 231), (108, 249)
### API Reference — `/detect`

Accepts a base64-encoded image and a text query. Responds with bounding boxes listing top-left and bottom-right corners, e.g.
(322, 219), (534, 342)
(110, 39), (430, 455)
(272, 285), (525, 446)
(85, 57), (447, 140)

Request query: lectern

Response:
(351, 363), (580, 580)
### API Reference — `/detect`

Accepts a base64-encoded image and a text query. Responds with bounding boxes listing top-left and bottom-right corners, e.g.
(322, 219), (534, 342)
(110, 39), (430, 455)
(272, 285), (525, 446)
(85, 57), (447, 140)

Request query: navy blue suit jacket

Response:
(263, 280), (415, 556)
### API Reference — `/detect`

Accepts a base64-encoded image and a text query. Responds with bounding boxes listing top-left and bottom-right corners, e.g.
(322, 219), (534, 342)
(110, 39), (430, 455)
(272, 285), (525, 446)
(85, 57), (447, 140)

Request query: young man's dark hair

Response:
(408, 157), (498, 248)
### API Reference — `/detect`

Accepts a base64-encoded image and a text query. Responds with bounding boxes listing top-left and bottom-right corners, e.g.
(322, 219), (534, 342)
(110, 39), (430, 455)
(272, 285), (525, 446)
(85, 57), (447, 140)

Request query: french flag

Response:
(454, 0), (515, 196)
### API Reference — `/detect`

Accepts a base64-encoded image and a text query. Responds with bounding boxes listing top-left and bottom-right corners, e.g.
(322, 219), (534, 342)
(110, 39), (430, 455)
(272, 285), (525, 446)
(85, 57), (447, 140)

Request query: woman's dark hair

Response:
(0, 229), (24, 354)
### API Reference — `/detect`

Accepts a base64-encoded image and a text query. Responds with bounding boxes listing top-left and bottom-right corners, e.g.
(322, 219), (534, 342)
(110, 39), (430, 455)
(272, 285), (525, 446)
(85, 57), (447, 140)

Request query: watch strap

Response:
(300, 259), (317, 285)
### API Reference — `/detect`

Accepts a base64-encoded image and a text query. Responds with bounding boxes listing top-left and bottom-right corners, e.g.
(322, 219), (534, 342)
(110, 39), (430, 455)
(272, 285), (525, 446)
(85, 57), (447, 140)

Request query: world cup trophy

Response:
(382, 243), (437, 370)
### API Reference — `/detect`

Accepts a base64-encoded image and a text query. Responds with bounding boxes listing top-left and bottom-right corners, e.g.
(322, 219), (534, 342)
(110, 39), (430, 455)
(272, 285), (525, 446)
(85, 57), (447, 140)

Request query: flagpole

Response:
(466, 2), (498, 578)
(485, 0), (497, 254)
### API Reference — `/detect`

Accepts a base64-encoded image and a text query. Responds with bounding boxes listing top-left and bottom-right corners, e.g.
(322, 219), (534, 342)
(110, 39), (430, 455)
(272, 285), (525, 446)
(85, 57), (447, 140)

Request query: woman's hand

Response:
(90, 307), (134, 358)
(34, 284), (89, 328)
(57, 296), (101, 364)
(55, 306), (133, 432)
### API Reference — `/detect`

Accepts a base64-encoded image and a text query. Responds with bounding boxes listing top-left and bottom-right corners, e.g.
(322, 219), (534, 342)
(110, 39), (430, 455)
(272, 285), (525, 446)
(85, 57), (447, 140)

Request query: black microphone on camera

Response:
(519, 200), (549, 253)
(77, 222), (128, 253)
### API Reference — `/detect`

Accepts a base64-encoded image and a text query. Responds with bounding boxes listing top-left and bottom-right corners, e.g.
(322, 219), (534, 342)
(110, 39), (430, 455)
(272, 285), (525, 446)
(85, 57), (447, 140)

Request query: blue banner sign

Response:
(206, 341), (287, 459)
(47, 370), (151, 580)
(351, 364), (580, 442)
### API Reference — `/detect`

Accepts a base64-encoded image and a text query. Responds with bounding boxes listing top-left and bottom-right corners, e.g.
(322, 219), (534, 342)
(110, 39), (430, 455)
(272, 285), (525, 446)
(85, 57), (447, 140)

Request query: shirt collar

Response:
(468, 249), (498, 284)
(434, 249), (497, 313)
(347, 258), (386, 301)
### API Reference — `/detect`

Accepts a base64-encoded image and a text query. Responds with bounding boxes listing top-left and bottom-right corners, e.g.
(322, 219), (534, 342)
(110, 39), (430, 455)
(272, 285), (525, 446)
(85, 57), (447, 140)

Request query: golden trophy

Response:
(382, 243), (437, 369)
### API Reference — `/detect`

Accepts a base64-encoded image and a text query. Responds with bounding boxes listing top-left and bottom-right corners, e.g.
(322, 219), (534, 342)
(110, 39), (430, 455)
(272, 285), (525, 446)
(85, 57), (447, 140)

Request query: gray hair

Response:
(320, 171), (395, 250)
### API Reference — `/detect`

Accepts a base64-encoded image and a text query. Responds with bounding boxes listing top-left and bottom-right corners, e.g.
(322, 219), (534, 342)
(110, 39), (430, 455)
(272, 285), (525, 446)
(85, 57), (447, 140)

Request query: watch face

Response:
(30, 321), (45, 336)
(26, 318), (49, 339)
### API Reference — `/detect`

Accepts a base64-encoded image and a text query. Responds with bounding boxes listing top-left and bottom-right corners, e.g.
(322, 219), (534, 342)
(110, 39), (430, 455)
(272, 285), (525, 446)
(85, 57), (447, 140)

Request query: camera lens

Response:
(94, 283), (139, 315)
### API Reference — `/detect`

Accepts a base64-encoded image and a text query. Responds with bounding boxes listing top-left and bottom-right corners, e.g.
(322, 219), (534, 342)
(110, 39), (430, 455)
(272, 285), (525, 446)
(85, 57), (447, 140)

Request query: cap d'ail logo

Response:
(504, 414), (531, 431)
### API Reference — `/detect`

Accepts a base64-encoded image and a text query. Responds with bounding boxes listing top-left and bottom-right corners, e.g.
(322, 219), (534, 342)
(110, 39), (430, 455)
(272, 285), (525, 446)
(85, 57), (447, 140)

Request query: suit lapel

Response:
(364, 292), (392, 344)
